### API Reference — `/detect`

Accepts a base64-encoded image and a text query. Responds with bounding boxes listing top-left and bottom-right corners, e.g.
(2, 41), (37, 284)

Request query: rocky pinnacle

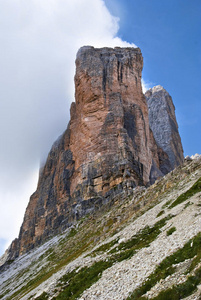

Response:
(145, 85), (184, 171)
(7, 47), (184, 259)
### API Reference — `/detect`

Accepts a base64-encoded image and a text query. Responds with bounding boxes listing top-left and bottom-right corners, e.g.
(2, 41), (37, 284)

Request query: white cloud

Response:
(0, 0), (135, 255)
(141, 78), (152, 93)
(0, 168), (39, 251)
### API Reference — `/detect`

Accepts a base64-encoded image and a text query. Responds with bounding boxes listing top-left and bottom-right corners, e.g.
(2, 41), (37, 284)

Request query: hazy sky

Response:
(0, 0), (200, 255)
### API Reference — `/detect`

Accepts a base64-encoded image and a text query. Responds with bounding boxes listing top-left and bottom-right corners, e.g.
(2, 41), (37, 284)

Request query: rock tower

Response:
(8, 47), (184, 259)
(145, 85), (184, 171)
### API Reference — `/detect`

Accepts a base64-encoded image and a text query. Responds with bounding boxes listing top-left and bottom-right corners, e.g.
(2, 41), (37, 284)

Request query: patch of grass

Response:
(38, 247), (54, 261)
(156, 210), (164, 218)
(184, 201), (192, 209)
(127, 232), (201, 300)
(92, 238), (118, 254)
(187, 245), (201, 274)
(166, 227), (176, 236)
(109, 216), (172, 263)
(127, 265), (176, 300)
(78, 214), (90, 225)
(113, 248), (137, 262)
(0, 289), (10, 299)
(110, 215), (173, 257)
(6, 266), (49, 300)
(57, 227), (80, 249)
(54, 260), (113, 300)
(47, 249), (57, 262)
(152, 265), (201, 300)
(53, 215), (174, 299)
(6, 172), (200, 300)
(6, 259), (14, 265)
(6, 238), (93, 300)
(68, 227), (77, 238)
(35, 292), (48, 299)
(169, 177), (201, 209)
(162, 200), (172, 209)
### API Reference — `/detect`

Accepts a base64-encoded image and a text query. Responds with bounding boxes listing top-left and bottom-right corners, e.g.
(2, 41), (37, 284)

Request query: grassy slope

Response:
(1, 158), (201, 300)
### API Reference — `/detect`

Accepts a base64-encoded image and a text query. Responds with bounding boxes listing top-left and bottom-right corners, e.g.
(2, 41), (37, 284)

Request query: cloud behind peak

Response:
(0, 0), (134, 254)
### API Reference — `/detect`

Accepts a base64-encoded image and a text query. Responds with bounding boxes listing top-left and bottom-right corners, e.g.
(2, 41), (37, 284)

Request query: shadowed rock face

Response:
(145, 85), (184, 171)
(8, 47), (183, 259)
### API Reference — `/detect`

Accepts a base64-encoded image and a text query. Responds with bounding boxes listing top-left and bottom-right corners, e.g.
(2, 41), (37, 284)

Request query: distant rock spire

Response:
(145, 85), (184, 170)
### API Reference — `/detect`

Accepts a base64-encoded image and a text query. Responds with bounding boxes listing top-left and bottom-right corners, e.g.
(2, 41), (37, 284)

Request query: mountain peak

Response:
(6, 46), (183, 260)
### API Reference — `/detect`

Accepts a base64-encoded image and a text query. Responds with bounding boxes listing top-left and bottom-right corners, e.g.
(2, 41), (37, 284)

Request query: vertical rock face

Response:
(72, 46), (153, 194)
(145, 85), (184, 172)
(8, 47), (183, 259)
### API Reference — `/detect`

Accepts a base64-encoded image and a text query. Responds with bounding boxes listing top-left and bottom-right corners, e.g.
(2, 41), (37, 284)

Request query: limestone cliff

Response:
(8, 47), (183, 259)
(145, 85), (184, 172)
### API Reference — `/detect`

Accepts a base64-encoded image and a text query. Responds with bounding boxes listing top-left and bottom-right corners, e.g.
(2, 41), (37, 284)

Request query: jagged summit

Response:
(7, 46), (183, 260)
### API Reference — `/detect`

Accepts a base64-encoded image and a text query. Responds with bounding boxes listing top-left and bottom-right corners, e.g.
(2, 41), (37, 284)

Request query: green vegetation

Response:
(47, 249), (57, 262)
(92, 238), (118, 254)
(6, 266), (50, 300)
(0, 292), (8, 299)
(6, 259), (14, 265)
(68, 227), (78, 238)
(169, 177), (201, 209)
(162, 200), (172, 209)
(156, 210), (164, 218)
(91, 215), (173, 259)
(35, 292), (48, 300)
(6, 233), (93, 299)
(4, 164), (201, 300)
(53, 215), (173, 299)
(54, 260), (113, 300)
(152, 265), (201, 300)
(110, 215), (173, 258)
(127, 232), (201, 300)
(166, 227), (176, 236)
(186, 241), (201, 274)
(127, 265), (175, 300)
(184, 201), (192, 209)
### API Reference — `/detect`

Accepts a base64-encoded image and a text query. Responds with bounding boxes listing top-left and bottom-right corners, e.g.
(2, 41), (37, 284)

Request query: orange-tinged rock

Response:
(8, 47), (183, 259)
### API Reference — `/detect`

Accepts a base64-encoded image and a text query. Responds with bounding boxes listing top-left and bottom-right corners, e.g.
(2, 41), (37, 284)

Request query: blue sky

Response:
(0, 0), (200, 256)
(105, 0), (201, 156)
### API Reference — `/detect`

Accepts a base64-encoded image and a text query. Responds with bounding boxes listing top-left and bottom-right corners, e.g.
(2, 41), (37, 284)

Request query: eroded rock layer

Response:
(8, 47), (183, 259)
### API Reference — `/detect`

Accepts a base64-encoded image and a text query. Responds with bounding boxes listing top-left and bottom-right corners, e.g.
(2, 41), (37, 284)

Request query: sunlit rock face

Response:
(145, 85), (184, 173)
(73, 46), (154, 192)
(8, 47), (183, 259)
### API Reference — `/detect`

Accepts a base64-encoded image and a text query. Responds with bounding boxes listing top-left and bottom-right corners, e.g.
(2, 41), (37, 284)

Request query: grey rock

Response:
(145, 85), (184, 171)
